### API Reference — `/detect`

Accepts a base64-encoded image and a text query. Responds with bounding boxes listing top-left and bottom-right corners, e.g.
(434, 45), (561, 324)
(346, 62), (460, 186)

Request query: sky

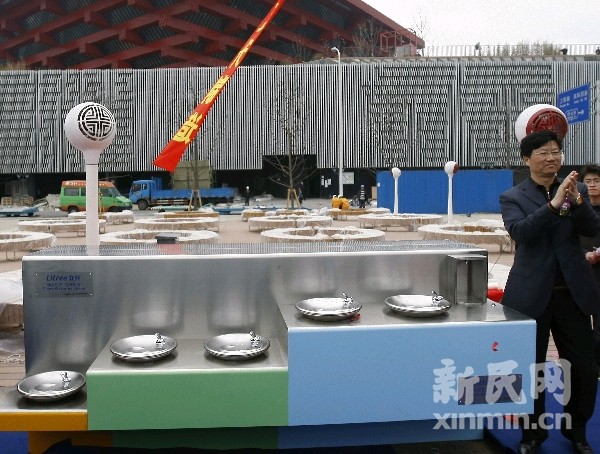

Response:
(364, 0), (600, 48)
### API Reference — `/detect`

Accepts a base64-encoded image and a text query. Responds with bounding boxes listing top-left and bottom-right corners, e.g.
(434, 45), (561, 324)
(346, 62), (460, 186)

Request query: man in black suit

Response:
(500, 130), (600, 454)
(580, 165), (600, 372)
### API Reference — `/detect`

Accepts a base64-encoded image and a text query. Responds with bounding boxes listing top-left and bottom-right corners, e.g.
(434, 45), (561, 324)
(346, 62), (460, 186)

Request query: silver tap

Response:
(342, 292), (354, 308)
(60, 371), (71, 389)
(155, 332), (165, 349)
(250, 331), (260, 347)
(431, 290), (445, 306)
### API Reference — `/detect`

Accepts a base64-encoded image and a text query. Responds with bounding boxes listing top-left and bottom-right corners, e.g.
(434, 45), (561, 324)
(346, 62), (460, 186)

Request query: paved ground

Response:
(0, 199), (515, 453)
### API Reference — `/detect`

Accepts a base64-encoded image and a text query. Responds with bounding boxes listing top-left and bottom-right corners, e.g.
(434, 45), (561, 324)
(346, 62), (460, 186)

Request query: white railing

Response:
(420, 43), (600, 58)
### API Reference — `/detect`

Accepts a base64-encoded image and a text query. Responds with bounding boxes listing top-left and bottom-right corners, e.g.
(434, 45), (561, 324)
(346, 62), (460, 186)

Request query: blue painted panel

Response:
(278, 419), (482, 449)
(287, 320), (535, 426)
(0, 432), (27, 453)
(376, 170), (513, 214)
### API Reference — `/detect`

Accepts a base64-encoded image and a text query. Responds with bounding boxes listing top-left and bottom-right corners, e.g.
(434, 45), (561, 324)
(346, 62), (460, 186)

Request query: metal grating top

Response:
(28, 241), (486, 258)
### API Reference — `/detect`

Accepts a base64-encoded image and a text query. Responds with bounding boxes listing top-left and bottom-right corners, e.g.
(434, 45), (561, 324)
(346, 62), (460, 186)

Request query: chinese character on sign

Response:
(557, 83), (591, 124)
(172, 112), (203, 144)
(433, 358), (474, 404)
(531, 360), (571, 405)
(486, 360), (524, 404)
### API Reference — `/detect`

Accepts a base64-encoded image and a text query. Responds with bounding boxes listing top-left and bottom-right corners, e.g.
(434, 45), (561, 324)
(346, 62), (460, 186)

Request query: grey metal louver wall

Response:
(0, 59), (599, 175)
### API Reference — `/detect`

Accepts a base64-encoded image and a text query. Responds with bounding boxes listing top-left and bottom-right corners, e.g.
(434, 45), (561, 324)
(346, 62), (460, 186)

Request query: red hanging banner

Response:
(153, 0), (286, 172)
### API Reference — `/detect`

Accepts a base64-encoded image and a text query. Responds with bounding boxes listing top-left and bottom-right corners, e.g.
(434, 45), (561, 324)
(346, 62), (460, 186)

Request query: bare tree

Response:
(171, 86), (228, 208)
(263, 80), (318, 207)
(410, 10), (429, 55)
(190, 116), (227, 188)
(288, 39), (317, 63)
(492, 41), (562, 57)
(351, 18), (385, 57)
(263, 39), (317, 65)
(0, 60), (27, 70)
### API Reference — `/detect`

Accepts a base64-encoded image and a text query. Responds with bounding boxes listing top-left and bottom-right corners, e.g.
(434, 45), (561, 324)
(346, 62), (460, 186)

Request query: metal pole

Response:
(447, 174), (454, 224)
(331, 47), (343, 196)
(444, 161), (457, 224)
(391, 167), (401, 215)
(85, 162), (100, 251)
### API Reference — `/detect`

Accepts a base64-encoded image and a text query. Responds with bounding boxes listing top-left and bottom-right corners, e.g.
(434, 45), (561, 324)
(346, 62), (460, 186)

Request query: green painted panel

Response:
(112, 427), (278, 450)
(87, 369), (288, 430)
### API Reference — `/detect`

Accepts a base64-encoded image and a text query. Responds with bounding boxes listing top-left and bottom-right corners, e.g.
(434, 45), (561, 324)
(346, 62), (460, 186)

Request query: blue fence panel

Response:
(376, 170), (513, 214)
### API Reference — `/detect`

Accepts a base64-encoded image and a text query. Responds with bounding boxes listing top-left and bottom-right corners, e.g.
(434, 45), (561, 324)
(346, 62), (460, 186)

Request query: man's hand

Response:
(551, 171), (581, 208)
(586, 250), (600, 265)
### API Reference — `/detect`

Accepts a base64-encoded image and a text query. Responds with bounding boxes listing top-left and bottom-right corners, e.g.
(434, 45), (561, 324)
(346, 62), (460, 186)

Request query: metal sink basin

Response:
(17, 371), (86, 401)
(204, 332), (270, 361)
(110, 333), (177, 362)
(295, 293), (361, 321)
(385, 294), (451, 318)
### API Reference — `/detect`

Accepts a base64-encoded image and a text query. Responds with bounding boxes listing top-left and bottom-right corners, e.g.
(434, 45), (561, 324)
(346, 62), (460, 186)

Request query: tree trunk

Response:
(288, 142), (295, 208)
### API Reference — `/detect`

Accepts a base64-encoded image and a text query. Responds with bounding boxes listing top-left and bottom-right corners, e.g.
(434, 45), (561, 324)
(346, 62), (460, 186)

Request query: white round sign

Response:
(64, 102), (116, 153)
(444, 161), (458, 175)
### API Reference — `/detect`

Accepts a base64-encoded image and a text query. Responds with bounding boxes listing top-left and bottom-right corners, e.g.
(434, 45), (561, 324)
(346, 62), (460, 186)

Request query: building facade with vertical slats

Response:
(1, 56), (600, 200)
(1, 57), (599, 176)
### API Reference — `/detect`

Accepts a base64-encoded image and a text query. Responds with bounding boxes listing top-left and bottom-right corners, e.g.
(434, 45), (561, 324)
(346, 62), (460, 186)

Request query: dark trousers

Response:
(593, 315), (600, 364)
(521, 289), (598, 443)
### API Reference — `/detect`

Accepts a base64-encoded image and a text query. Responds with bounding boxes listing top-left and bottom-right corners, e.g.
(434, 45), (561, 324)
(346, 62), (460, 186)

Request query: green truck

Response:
(59, 180), (132, 213)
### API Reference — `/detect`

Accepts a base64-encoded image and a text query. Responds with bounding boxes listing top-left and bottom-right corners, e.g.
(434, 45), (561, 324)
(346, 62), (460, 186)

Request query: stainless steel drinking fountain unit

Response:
(2, 240), (536, 451)
(21, 241), (492, 374)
